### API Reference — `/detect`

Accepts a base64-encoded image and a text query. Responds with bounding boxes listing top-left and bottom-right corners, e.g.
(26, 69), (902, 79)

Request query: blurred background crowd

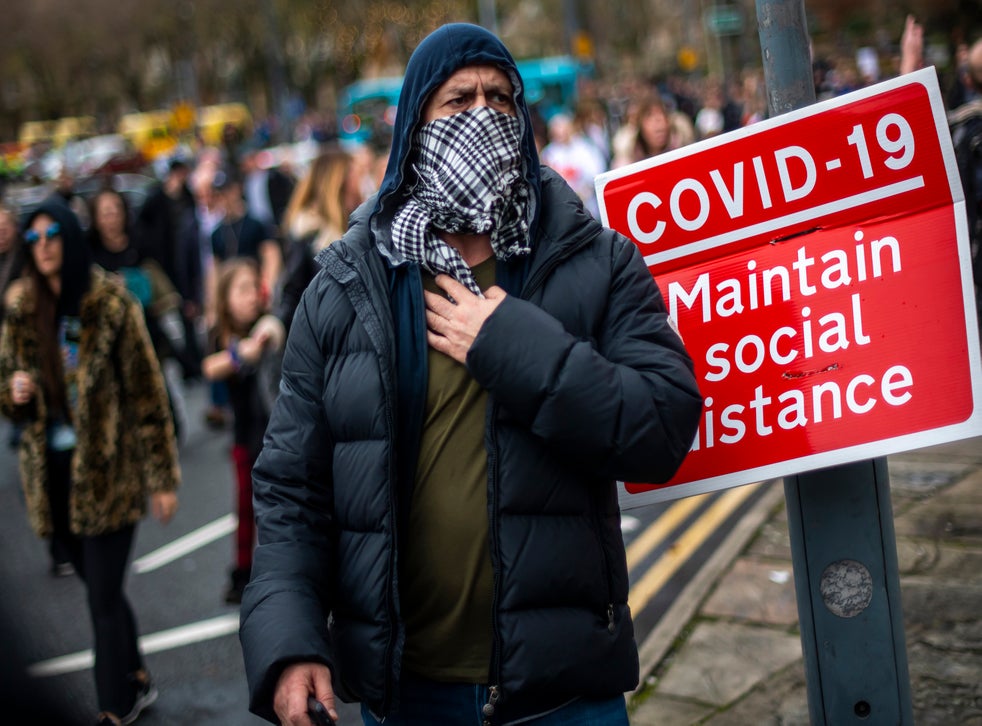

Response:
(1, 0), (979, 465)
(1, 1), (980, 459)
(2, 0), (981, 195)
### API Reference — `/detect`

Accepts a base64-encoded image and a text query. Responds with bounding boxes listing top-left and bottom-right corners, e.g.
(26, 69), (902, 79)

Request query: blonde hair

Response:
(283, 148), (353, 248)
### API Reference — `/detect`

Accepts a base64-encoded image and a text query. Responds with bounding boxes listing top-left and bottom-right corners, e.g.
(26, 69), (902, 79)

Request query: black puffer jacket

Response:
(240, 21), (702, 725)
(240, 167), (702, 723)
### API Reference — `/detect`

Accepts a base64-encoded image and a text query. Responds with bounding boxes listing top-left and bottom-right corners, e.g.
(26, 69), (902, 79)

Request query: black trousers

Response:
(47, 448), (143, 716)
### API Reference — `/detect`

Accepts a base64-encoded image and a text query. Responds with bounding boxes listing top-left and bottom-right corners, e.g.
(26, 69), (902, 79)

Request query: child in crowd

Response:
(201, 257), (284, 604)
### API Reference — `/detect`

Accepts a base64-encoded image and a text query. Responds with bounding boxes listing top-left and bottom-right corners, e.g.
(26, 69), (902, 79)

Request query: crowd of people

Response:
(0, 131), (380, 724)
(0, 16), (980, 726)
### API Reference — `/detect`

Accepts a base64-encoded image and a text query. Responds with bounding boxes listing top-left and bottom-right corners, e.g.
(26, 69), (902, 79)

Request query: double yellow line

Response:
(626, 483), (761, 614)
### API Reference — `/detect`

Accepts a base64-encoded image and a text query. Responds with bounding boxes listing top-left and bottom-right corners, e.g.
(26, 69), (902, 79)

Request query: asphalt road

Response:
(0, 380), (355, 725)
(0, 379), (758, 725)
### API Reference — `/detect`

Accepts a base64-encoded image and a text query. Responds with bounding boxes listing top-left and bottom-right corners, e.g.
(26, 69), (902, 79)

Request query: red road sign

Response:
(597, 68), (982, 507)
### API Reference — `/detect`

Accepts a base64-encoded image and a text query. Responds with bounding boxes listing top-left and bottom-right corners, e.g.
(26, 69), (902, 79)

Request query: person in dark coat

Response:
(137, 158), (195, 289)
(239, 143), (295, 235)
(209, 171), (283, 310)
(239, 23), (703, 726)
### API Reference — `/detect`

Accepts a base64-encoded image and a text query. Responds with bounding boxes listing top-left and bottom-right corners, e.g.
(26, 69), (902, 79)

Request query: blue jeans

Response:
(360, 673), (629, 725)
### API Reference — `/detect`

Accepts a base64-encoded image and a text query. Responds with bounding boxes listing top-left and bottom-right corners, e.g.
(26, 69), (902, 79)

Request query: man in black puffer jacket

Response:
(240, 23), (703, 726)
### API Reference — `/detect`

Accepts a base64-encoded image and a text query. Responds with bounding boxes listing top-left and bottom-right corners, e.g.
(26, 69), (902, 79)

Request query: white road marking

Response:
(132, 514), (238, 574)
(28, 613), (241, 677)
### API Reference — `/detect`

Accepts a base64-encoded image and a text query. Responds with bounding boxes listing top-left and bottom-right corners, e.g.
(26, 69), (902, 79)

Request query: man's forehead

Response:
(437, 65), (513, 91)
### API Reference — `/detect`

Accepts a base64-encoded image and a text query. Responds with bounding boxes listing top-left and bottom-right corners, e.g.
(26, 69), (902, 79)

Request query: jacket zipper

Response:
(380, 381), (399, 717)
(485, 397), (504, 723)
(480, 229), (601, 722)
(592, 497), (616, 630)
(338, 254), (402, 719)
(482, 684), (501, 726)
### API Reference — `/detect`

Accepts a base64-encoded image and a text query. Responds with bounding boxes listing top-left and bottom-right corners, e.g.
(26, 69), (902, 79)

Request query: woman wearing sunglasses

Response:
(0, 200), (181, 726)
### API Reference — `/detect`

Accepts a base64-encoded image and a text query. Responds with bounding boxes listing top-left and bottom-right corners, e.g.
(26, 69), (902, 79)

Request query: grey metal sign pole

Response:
(755, 1), (914, 723)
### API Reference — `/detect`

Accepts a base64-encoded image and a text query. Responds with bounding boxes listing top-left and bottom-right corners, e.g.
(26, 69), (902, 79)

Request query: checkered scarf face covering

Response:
(391, 105), (532, 295)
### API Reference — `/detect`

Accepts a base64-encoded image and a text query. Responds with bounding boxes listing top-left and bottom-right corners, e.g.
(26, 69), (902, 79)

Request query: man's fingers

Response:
(425, 308), (450, 335)
(274, 663), (336, 726)
(277, 685), (316, 726)
(423, 289), (455, 318)
(311, 667), (339, 721)
(275, 665), (316, 725)
(427, 329), (456, 358)
(433, 273), (473, 300)
(484, 284), (507, 300)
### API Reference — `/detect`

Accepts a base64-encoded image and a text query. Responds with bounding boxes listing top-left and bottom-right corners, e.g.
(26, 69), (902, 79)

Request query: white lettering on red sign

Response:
(625, 114), (916, 247)
(596, 69), (982, 506)
(667, 232), (900, 326)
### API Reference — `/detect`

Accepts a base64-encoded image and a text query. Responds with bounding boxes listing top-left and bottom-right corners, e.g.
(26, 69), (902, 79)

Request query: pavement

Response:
(628, 435), (982, 726)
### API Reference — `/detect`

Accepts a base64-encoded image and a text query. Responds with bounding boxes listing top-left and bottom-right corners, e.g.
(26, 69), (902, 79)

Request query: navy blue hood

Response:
(371, 23), (542, 253)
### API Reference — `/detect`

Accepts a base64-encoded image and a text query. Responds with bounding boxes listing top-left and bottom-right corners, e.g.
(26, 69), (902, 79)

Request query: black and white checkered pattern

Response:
(391, 106), (531, 295)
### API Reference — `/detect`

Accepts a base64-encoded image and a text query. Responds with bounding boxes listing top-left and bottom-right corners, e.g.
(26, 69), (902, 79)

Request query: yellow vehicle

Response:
(18, 116), (97, 148)
(117, 110), (178, 161)
(52, 116), (96, 146)
(18, 120), (57, 146)
(197, 103), (252, 146)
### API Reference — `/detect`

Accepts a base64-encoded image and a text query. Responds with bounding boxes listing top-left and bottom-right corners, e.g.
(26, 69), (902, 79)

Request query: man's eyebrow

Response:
(483, 81), (513, 95)
(439, 81), (478, 98)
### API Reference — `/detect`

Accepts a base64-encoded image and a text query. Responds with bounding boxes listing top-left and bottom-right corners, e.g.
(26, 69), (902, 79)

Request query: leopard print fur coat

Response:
(0, 266), (180, 537)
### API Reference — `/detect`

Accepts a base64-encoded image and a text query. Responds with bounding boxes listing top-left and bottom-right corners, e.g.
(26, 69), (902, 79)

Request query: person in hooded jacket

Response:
(239, 23), (702, 726)
(0, 200), (180, 726)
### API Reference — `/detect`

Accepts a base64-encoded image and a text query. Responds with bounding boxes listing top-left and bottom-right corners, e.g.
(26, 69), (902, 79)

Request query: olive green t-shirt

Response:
(400, 257), (496, 683)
